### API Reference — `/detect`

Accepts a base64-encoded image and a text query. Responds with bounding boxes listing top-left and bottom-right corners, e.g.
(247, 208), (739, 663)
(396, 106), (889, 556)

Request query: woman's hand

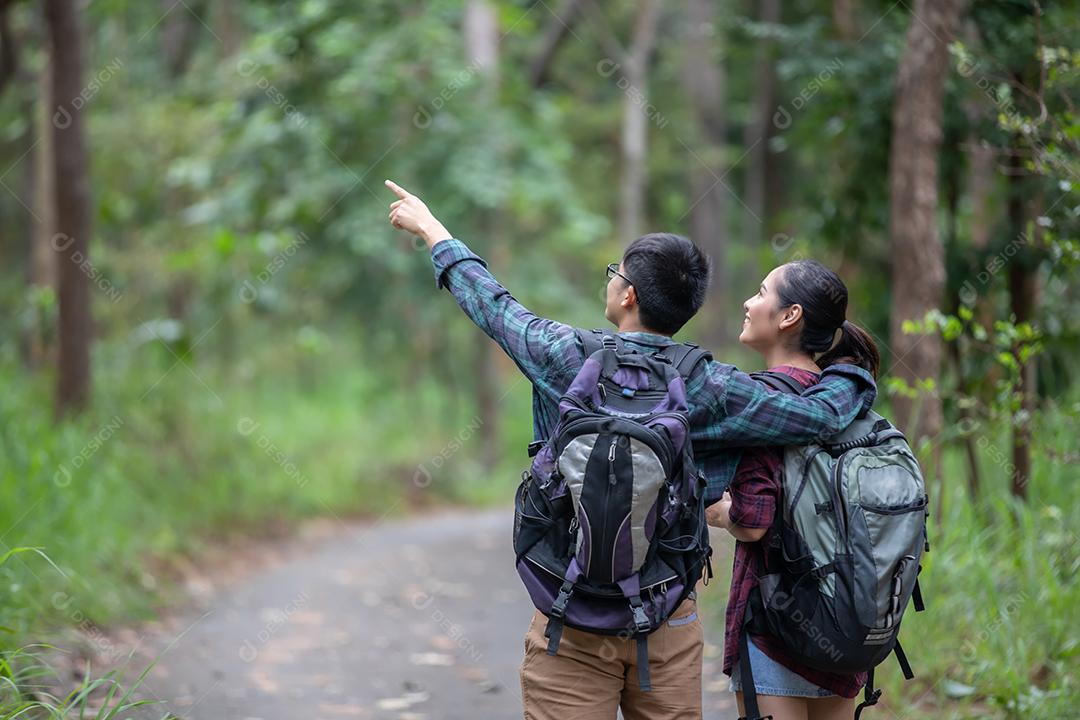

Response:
(705, 492), (734, 530)
(385, 179), (452, 249)
(707, 491), (768, 542)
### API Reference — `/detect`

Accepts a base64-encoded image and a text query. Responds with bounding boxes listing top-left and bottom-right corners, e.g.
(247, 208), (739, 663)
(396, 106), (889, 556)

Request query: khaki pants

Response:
(520, 596), (703, 720)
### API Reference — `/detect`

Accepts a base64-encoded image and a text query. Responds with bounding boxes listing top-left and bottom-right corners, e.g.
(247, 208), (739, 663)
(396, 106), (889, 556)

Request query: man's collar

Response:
(617, 330), (676, 347)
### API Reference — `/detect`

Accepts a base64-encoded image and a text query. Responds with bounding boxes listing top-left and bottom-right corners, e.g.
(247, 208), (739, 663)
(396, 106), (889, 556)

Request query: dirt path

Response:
(121, 507), (736, 719)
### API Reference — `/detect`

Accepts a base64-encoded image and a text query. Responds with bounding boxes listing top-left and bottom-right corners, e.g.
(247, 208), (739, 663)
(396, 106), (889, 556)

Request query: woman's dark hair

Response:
(775, 260), (880, 377)
(621, 233), (711, 336)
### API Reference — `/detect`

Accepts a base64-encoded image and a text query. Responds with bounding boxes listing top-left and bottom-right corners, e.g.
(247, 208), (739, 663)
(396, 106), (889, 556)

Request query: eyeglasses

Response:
(606, 262), (634, 286)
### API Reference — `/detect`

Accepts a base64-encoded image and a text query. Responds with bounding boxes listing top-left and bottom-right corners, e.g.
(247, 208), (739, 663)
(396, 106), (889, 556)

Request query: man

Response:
(385, 179), (875, 720)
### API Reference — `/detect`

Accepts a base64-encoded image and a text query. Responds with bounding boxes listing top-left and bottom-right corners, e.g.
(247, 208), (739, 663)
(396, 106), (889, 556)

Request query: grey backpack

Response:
(739, 371), (929, 720)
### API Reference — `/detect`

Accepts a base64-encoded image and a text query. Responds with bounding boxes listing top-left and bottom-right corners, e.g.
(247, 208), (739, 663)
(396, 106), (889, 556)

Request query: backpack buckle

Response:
(628, 596), (651, 632)
(550, 581), (574, 619)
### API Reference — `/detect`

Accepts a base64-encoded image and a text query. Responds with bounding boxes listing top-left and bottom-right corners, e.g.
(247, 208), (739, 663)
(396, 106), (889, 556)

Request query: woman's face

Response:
(739, 265), (790, 352)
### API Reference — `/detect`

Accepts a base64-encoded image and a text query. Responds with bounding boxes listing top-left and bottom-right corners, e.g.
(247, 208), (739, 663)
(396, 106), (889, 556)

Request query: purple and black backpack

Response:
(513, 329), (714, 691)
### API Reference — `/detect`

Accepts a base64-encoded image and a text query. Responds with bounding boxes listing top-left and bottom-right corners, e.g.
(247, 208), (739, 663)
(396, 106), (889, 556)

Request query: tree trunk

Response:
(27, 55), (58, 371)
(617, 0), (660, 243)
(959, 136), (989, 500)
(832, 0), (858, 41)
(160, 0), (206, 78)
(741, 0), (779, 273)
(682, 0), (727, 345)
(213, 0), (243, 58)
(1008, 259), (1036, 500)
(955, 53), (998, 500)
(527, 0), (588, 87)
(465, 0), (503, 474)
(0, 0), (20, 95)
(1006, 149), (1037, 501)
(887, 0), (964, 442)
(46, 0), (94, 417)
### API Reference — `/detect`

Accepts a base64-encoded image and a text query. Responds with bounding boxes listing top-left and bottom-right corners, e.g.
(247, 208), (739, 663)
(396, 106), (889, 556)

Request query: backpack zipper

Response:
(554, 413), (677, 472)
(594, 437), (619, 580)
(832, 458), (849, 540)
(861, 495), (929, 515)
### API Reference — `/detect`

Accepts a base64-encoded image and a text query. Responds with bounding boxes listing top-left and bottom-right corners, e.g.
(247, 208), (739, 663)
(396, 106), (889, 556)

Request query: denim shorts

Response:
(729, 638), (835, 698)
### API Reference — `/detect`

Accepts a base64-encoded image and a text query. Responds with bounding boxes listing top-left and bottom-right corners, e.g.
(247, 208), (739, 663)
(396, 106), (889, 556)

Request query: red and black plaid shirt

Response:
(721, 365), (867, 699)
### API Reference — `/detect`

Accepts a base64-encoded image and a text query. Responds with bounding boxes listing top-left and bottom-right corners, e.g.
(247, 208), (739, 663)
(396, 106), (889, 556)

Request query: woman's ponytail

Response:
(817, 320), (880, 378)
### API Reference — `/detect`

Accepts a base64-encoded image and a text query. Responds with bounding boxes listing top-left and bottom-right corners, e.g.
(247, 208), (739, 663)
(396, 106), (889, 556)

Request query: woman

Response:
(707, 260), (880, 720)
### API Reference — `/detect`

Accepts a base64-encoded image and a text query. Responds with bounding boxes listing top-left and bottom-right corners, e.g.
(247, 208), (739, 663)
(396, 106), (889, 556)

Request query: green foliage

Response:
(882, 404), (1080, 718)
(903, 308), (1043, 425)
(0, 322), (484, 645)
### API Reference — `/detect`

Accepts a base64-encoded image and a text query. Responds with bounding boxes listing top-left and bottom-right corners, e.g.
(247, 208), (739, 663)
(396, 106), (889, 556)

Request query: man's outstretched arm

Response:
(386, 180), (579, 385)
(691, 361), (877, 448)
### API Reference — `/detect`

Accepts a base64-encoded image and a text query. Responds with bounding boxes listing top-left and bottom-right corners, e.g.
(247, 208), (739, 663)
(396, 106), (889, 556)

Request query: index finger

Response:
(384, 179), (413, 200)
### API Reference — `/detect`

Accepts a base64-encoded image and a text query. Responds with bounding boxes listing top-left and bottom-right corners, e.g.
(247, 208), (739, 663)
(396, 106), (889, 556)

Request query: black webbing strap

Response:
(894, 640), (914, 679)
(912, 577), (925, 612)
(854, 669), (882, 720)
(543, 615), (564, 656)
(575, 328), (712, 380)
(736, 627), (772, 720)
(660, 342), (713, 380)
(749, 370), (804, 395)
(576, 328), (621, 358)
(625, 594), (653, 692)
(543, 580), (575, 656)
(635, 635), (651, 692)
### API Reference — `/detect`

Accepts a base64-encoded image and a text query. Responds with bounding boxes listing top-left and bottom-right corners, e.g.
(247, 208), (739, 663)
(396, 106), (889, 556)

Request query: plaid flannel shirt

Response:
(429, 238), (876, 502)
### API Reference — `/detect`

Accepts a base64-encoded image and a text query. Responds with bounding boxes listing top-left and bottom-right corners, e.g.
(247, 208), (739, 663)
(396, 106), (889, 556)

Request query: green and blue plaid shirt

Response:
(430, 238), (876, 502)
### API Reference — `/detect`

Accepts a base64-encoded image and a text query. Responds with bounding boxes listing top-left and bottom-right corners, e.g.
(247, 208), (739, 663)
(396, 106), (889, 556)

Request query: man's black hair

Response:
(620, 233), (711, 336)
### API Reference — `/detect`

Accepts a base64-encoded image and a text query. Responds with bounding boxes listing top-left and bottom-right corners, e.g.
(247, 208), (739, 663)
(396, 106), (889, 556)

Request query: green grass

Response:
(0, 320), (527, 649)
(876, 403), (1080, 719)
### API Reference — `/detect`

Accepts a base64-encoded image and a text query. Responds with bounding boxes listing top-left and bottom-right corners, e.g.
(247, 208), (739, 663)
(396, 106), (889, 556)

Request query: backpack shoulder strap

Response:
(659, 341), (713, 380)
(749, 370), (804, 395)
(575, 328), (624, 358)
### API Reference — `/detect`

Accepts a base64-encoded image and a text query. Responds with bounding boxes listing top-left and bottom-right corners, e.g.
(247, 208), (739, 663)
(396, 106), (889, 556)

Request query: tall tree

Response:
(682, 0), (728, 344)
(212, 0), (243, 58)
(28, 54), (57, 371)
(159, 0), (206, 78)
(1006, 148), (1039, 500)
(617, 0), (660, 243)
(953, 21), (1000, 500)
(0, 0), (21, 95)
(527, 0), (588, 88)
(741, 0), (780, 265)
(832, 0), (858, 42)
(45, 0), (93, 416)
(887, 0), (965, 442)
(968, 0), (1057, 501)
(465, 0), (503, 473)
